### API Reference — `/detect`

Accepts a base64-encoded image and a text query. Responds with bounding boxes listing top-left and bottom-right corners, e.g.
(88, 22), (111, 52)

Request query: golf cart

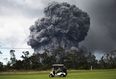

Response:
(49, 64), (67, 77)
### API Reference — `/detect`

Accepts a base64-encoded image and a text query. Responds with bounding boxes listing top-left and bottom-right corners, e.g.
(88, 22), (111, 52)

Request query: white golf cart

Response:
(49, 64), (67, 77)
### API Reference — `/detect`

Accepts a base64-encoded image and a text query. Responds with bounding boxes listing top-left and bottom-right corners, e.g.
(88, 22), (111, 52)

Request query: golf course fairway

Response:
(0, 70), (116, 79)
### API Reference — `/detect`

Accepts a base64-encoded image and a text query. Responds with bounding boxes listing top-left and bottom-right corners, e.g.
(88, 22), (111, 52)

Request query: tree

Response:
(5, 61), (11, 70)
(52, 47), (65, 63)
(29, 54), (42, 70)
(66, 52), (78, 69)
(99, 53), (116, 69)
(21, 51), (29, 60)
(108, 50), (116, 68)
(86, 52), (98, 69)
(14, 60), (23, 70)
(10, 50), (16, 66)
(99, 56), (106, 69)
(34, 50), (55, 70)
(0, 62), (3, 71)
(21, 51), (31, 70)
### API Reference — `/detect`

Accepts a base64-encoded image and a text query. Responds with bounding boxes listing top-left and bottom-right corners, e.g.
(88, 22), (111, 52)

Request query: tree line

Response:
(0, 47), (116, 71)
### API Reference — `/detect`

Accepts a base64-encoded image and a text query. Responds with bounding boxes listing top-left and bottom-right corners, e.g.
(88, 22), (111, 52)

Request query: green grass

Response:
(0, 70), (116, 79)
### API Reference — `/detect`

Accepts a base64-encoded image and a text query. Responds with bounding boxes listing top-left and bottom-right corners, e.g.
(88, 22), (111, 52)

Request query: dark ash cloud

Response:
(27, 2), (90, 52)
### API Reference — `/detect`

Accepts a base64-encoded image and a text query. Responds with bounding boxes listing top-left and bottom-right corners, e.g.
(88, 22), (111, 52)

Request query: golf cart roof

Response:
(52, 64), (64, 67)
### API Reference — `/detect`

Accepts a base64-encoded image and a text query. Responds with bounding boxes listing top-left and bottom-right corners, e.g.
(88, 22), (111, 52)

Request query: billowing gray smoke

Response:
(27, 2), (90, 53)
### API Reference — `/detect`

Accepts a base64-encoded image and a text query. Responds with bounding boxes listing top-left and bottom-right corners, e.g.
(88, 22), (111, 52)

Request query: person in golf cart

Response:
(49, 64), (67, 77)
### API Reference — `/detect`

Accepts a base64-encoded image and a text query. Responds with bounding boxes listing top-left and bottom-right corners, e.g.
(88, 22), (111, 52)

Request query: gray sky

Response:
(80, 0), (116, 52)
(0, 0), (116, 64)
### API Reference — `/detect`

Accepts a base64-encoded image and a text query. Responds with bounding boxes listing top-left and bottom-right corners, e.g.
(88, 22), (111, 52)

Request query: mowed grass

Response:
(0, 70), (116, 79)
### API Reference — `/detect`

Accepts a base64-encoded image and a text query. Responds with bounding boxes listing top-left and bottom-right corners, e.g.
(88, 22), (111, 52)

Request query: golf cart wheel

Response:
(61, 74), (65, 77)
(49, 74), (54, 77)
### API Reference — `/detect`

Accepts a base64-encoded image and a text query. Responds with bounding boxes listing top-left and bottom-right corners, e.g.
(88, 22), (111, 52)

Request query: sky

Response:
(0, 0), (116, 64)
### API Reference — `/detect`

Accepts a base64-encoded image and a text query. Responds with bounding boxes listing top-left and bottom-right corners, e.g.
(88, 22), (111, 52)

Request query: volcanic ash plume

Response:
(27, 2), (90, 53)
